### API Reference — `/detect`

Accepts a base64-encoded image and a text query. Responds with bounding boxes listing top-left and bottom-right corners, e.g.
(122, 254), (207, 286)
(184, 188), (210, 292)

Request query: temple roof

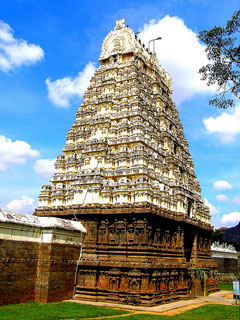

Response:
(99, 19), (172, 91)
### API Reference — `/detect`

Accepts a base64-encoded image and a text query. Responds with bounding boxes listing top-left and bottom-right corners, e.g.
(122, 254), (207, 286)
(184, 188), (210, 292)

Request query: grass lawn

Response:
(99, 305), (239, 320)
(218, 282), (234, 291)
(0, 302), (239, 320)
(0, 302), (129, 320)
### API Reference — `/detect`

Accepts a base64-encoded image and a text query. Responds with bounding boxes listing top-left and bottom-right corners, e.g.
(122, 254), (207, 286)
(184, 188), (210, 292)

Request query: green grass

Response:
(99, 305), (239, 320)
(0, 302), (129, 320)
(0, 302), (239, 320)
(218, 282), (233, 291)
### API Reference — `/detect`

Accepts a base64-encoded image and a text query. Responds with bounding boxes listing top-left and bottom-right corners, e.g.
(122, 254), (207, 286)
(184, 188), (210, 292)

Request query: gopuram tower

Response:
(35, 19), (218, 306)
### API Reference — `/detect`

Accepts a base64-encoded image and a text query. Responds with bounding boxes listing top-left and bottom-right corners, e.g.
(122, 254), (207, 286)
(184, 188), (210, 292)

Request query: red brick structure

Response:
(0, 209), (86, 306)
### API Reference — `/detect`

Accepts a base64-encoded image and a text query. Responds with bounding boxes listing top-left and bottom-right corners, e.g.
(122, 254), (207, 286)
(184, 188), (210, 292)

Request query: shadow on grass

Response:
(0, 302), (130, 320)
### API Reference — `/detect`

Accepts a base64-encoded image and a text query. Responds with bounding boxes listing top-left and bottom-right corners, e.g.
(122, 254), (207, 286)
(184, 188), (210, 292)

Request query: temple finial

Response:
(114, 18), (126, 30)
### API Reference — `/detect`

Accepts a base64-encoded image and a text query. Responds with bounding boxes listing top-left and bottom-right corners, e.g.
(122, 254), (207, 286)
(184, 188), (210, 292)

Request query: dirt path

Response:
(160, 301), (237, 316)
(65, 291), (238, 319)
(75, 311), (141, 320)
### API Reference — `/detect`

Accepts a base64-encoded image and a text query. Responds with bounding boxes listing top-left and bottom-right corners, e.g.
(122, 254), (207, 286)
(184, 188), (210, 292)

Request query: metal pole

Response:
(148, 37), (162, 53)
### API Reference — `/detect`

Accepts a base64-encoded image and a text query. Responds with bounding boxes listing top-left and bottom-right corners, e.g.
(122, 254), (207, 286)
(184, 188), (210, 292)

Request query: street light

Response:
(148, 37), (162, 53)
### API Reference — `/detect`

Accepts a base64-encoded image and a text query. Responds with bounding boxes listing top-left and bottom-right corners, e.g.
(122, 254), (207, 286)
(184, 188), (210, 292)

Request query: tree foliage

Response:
(198, 10), (240, 108)
(211, 229), (225, 243)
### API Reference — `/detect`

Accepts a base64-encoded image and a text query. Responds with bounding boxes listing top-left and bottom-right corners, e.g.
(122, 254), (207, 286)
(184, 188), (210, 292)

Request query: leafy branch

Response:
(198, 10), (240, 108)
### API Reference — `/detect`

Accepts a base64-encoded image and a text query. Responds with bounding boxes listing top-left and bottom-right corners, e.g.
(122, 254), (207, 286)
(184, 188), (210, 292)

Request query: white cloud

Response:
(6, 195), (35, 214)
(203, 104), (240, 143)
(233, 196), (240, 205)
(34, 158), (55, 178)
(204, 198), (219, 215)
(0, 135), (40, 171)
(139, 16), (215, 105)
(0, 20), (44, 72)
(221, 211), (240, 227)
(216, 194), (228, 202)
(46, 62), (96, 107)
(213, 180), (232, 190)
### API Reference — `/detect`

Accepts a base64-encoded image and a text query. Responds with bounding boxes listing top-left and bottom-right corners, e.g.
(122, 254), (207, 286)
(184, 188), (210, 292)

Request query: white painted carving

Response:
(211, 241), (237, 253)
(0, 208), (86, 233)
(114, 19), (126, 30)
(36, 19), (210, 225)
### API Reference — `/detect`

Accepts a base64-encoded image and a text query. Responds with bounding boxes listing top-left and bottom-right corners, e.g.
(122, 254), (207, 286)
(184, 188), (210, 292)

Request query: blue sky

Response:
(0, 0), (239, 228)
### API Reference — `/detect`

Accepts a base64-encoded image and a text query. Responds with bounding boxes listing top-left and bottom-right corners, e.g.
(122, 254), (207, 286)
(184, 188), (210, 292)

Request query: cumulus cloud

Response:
(0, 20), (44, 72)
(216, 194), (228, 202)
(221, 211), (240, 227)
(6, 195), (35, 214)
(0, 135), (40, 171)
(34, 158), (55, 178)
(203, 104), (240, 144)
(213, 180), (232, 190)
(139, 16), (215, 105)
(204, 198), (218, 215)
(46, 62), (96, 107)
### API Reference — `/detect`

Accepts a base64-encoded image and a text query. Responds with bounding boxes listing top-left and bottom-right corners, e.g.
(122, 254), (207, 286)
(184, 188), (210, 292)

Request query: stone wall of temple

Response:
(0, 209), (85, 306)
(213, 257), (238, 273)
(36, 204), (218, 305)
(0, 238), (39, 305)
(76, 210), (217, 305)
(211, 242), (239, 274)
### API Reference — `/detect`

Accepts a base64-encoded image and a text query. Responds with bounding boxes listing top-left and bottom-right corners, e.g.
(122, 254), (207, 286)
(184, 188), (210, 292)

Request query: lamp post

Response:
(148, 37), (162, 53)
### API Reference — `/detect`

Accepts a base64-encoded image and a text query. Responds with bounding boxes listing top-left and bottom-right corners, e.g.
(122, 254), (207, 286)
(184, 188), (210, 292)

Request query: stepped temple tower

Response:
(35, 19), (218, 305)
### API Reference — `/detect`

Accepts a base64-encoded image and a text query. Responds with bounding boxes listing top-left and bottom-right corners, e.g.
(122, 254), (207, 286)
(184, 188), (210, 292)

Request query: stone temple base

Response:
(35, 203), (218, 306)
(76, 267), (190, 306)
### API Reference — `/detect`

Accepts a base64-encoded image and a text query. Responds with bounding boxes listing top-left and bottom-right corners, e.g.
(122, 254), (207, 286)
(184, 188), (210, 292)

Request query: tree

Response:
(211, 229), (225, 243)
(198, 10), (240, 109)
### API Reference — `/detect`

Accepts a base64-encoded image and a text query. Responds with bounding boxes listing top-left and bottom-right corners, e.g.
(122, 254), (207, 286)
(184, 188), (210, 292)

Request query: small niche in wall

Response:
(173, 143), (178, 154)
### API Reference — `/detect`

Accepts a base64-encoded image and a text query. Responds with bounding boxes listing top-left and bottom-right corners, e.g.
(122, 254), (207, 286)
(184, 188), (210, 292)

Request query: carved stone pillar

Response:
(119, 272), (128, 291)
(141, 272), (150, 292)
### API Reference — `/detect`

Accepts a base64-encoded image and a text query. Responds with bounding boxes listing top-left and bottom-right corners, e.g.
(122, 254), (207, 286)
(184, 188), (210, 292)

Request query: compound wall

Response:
(0, 210), (85, 305)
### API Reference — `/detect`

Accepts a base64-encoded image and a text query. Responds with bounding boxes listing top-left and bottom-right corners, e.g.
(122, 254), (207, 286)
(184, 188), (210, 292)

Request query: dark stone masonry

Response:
(0, 210), (85, 306)
(35, 204), (218, 306)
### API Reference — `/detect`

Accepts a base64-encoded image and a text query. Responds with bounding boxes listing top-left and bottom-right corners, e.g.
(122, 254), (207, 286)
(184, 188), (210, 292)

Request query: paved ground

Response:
(67, 290), (239, 317)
